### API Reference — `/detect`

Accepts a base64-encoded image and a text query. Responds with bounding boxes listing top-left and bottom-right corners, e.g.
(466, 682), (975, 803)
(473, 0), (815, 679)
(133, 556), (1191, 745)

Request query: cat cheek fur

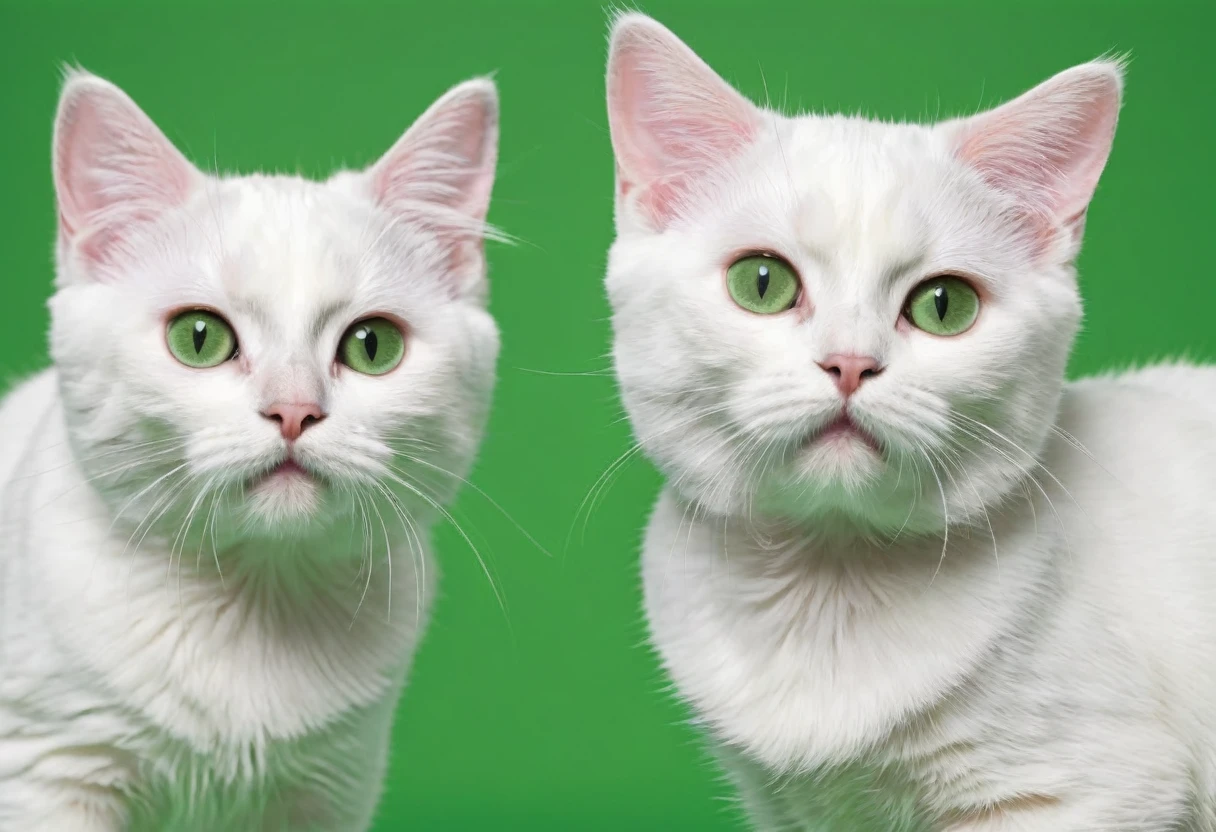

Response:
(1, 69), (499, 829)
(608, 12), (1216, 831)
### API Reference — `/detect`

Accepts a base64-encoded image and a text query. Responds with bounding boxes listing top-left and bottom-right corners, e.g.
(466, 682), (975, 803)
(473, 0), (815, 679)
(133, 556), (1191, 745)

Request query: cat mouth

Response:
(249, 457), (319, 488)
(272, 459), (309, 478)
(803, 414), (881, 453)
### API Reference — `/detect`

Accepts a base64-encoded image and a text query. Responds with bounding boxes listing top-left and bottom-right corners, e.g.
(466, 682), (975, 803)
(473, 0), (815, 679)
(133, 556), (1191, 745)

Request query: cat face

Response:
(49, 71), (500, 545)
(605, 14), (1121, 534)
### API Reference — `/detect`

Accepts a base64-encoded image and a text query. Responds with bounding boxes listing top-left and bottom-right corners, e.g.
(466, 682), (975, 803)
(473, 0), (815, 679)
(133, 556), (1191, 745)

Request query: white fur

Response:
(0, 70), (500, 831)
(606, 13), (1216, 831)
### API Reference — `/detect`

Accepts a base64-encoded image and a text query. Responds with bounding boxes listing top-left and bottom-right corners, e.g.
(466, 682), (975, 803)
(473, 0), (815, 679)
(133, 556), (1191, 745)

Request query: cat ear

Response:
(53, 69), (203, 268)
(607, 13), (764, 230)
(364, 78), (499, 296)
(947, 60), (1123, 253)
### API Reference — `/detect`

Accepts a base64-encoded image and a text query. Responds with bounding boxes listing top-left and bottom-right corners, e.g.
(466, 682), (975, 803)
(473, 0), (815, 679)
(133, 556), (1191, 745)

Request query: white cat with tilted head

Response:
(0, 69), (500, 830)
(605, 13), (1216, 831)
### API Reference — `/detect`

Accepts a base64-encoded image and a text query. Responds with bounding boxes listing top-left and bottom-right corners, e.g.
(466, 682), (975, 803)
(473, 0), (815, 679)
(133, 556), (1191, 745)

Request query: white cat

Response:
(0, 70), (500, 831)
(605, 13), (1216, 832)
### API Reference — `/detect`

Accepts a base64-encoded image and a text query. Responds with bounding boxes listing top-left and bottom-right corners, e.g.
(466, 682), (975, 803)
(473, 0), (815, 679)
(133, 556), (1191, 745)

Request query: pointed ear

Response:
(53, 69), (203, 269)
(606, 13), (764, 231)
(363, 78), (499, 298)
(947, 60), (1123, 253)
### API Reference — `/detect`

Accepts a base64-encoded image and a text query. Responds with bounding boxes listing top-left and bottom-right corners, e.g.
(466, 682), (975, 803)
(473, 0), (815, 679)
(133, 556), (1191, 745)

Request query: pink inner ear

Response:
(370, 79), (498, 225)
(364, 79), (499, 299)
(607, 14), (762, 228)
(54, 74), (198, 263)
(952, 62), (1122, 246)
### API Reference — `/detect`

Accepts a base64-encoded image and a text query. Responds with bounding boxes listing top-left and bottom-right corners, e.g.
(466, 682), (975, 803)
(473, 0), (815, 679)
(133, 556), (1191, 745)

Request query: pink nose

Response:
(261, 402), (326, 442)
(817, 354), (883, 398)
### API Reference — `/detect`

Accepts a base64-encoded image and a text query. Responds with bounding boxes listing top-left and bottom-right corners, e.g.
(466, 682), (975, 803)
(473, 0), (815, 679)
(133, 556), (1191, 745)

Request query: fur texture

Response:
(0, 70), (501, 830)
(605, 13), (1216, 831)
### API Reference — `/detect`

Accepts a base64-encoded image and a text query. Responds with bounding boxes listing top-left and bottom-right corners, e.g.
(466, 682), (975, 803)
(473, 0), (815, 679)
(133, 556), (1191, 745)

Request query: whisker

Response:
(951, 412), (1088, 521)
(366, 488), (394, 625)
(381, 467), (510, 622)
(121, 471), (194, 608)
(370, 480), (427, 630)
(911, 440), (950, 588)
(170, 475), (215, 618)
(936, 437), (1001, 586)
(108, 462), (191, 534)
(388, 451), (551, 559)
(946, 417), (1075, 565)
(15, 436), (185, 480)
(29, 445), (185, 515)
(1048, 424), (1127, 490)
(349, 490), (376, 630)
(513, 366), (615, 378)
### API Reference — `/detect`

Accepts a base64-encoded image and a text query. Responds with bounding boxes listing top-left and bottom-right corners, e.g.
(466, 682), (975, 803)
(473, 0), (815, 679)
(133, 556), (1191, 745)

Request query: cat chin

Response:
(745, 445), (940, 535)
(243, 472), (325, 529)
(792, 433), (885, 483)
(750, 438), (887, 509)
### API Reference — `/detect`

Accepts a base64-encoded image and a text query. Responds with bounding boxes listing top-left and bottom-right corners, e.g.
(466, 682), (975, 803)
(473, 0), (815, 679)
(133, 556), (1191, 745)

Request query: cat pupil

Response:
(363, 329), (379, 361)
(192, 321), (206, 354)
(934, 286), (948, 321)
(757, 265), (770, 298)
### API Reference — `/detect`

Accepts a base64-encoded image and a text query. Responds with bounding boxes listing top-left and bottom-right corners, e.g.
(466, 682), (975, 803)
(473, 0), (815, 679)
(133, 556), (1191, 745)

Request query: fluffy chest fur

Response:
(643, 492), (1054, 772)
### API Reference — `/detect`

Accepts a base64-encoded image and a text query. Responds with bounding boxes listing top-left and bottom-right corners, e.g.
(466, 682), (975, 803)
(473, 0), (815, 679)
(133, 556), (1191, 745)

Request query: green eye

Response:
(726, 254), (800, 314)
(166, 310), (237, 368)
(339, 317), (405, 375)
(906, 276), (980, 336)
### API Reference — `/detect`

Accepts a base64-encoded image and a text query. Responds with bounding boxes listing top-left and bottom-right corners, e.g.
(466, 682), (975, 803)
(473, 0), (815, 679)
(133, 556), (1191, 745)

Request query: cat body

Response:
(605, 13), (1216, 831)
(0, 71), (500, 831)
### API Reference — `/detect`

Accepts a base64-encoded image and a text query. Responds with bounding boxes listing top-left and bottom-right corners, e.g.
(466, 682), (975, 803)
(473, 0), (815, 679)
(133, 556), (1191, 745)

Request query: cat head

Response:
(605, 14), (1121, 535)
(49, 69), (501, 549)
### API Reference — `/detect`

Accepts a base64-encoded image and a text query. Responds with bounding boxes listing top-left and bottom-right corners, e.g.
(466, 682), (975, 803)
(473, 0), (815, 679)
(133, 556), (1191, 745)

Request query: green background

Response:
(2, 0), (1213, 828)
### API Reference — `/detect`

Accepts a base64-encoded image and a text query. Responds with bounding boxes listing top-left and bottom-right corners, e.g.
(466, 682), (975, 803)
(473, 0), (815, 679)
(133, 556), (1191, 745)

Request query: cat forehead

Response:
(182, 176), (428, 310)
(203, 175), (369, 257)
(740, 117), (969, 264)
(783, 117), (943, 189)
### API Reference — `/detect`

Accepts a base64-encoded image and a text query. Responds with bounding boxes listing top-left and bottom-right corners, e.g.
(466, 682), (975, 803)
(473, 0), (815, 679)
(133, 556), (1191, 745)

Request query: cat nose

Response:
(817, 354), (883, 398)
(261, 402), (326, 442)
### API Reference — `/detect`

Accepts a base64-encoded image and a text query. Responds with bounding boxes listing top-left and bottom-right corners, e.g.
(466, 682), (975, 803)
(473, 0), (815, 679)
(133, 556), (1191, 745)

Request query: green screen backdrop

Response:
(2, 0), (1213, 828)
